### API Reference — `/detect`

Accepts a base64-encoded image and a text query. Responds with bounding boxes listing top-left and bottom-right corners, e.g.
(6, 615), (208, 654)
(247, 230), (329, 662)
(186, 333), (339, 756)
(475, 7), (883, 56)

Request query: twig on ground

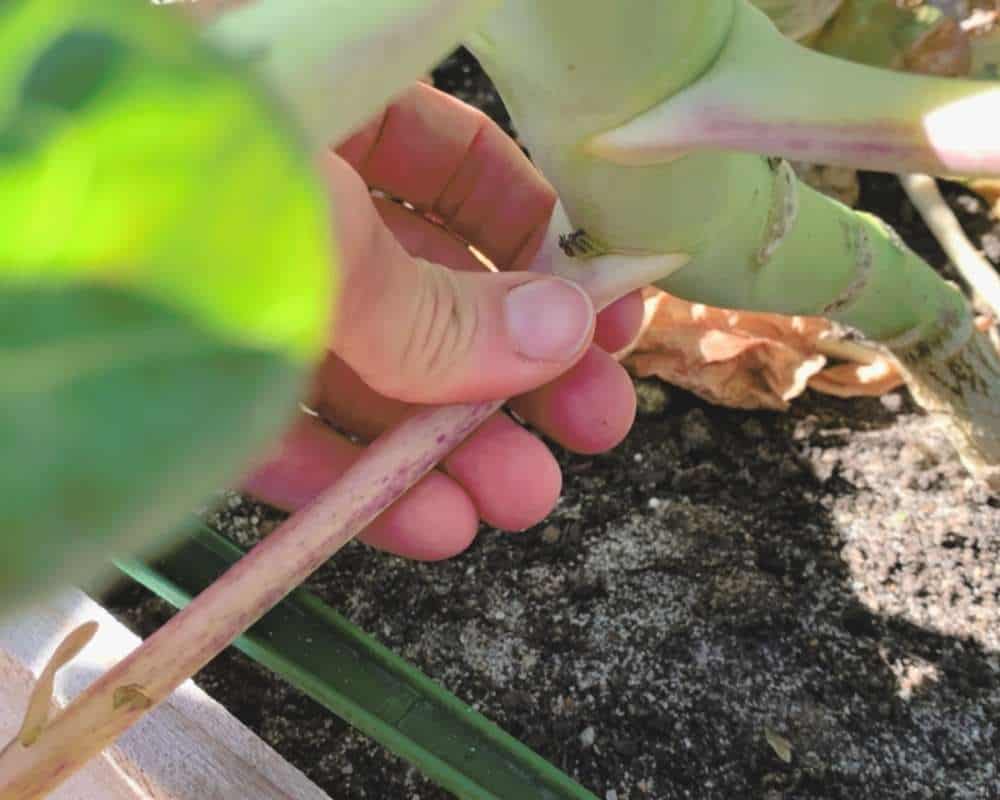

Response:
(899, 172), (1000, 319)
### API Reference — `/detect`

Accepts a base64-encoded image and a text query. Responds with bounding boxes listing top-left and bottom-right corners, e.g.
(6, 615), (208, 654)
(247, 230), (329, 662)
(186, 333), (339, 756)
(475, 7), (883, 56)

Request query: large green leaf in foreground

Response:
(0, 0), (334, 604)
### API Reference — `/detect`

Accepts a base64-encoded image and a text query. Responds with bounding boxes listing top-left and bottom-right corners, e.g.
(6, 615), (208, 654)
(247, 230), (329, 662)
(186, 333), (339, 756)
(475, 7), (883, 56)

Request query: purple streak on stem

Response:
(654, 110), (998, 177)
(0, 400), (501, 798)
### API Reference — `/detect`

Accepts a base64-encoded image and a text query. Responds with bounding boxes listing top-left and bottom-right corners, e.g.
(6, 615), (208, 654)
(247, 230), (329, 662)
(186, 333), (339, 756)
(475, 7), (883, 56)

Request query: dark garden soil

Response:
(106, 50), (1000, 800)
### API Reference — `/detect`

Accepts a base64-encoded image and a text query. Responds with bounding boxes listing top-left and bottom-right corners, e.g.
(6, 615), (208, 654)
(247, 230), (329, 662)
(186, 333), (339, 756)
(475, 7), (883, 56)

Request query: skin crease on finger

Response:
(242, 84), (643, 559)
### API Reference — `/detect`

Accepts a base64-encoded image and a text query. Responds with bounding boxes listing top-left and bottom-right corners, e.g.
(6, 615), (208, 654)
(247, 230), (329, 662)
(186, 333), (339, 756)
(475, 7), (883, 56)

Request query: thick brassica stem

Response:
(888, 308), (1000, 488)
(589, 1), (1000, 178)
(468, 0), (1000, 482)
(656, 157), (1000, 485)
(467, 0), (735, 151)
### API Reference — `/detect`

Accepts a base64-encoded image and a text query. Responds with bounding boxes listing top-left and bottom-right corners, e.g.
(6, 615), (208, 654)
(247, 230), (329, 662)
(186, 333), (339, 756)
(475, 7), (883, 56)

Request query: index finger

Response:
(335, 82), (556, 270)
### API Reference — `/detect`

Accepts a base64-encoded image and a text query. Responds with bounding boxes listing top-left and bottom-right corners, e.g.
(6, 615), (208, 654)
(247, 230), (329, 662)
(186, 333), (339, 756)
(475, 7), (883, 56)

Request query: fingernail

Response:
(505, 278), (593, 362)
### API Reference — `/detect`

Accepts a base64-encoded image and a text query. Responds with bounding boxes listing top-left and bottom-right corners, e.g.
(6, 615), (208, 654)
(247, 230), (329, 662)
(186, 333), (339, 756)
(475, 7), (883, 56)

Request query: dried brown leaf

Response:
(620, 290), (906, 410)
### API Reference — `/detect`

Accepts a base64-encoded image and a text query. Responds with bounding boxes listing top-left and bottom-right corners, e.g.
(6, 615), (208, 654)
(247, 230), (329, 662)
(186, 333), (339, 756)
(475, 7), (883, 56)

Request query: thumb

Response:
(325, 151), (594, 404)
(335, 251), (595, 404)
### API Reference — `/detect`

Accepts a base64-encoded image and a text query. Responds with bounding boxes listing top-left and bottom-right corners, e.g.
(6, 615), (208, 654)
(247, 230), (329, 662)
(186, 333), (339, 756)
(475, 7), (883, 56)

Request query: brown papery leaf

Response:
(619, 290), (905, 411)
(903, 17), (972, 77)
(808, 359), (903, 398)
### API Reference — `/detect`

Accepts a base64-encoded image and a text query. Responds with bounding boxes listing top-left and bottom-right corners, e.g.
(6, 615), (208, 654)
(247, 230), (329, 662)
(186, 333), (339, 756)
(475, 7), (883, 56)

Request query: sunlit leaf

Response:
(0, 0), (333, 360)
(0, 0), (334, 605)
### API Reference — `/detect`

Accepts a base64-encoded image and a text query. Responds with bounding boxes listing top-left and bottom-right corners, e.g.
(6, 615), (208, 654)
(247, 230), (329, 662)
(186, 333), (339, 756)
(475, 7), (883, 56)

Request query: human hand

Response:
(242, 83), (642, 560)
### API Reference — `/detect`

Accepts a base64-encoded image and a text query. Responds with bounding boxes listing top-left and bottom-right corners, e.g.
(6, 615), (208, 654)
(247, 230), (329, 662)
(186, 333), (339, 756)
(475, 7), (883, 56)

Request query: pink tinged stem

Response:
(0, 196), (684, 797)
(588, 1), (1000, 179)
(0, 400), (499, 799)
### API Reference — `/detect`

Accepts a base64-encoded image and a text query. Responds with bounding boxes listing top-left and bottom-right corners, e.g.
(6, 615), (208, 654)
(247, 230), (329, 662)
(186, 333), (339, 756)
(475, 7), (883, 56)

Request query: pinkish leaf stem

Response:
(0, 399), (499, 798)
(589, 1), (1000, 178)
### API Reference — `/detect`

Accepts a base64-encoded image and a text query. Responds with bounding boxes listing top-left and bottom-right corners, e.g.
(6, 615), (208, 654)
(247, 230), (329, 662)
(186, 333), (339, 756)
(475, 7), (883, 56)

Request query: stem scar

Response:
(756, 157), (798, 267)
(824, 220), (873, 315)
(112, 684), (152, 712)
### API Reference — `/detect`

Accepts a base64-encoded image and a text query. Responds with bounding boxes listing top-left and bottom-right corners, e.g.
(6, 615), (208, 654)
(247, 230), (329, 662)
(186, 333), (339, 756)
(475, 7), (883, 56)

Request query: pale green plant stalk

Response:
(204, 0), (502, 149)
(588, 1), (1000, 176)
(466, 0), (1000, 486)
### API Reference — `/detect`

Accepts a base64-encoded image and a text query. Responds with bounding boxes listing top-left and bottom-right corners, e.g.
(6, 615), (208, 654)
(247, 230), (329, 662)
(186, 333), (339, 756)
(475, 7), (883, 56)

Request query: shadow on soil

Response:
(106, 388), (1000, 800)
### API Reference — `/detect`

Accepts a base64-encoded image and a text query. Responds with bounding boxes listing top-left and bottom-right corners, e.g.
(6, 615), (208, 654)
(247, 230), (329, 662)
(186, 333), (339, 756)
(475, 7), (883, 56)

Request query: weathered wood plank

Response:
(1, 649), (146, 800)
(0, 589), (333, 800)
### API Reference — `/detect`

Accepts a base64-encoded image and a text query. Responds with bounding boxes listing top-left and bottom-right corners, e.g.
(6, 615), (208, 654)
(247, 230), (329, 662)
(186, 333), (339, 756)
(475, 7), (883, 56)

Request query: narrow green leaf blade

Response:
(116, 525), (600, 800)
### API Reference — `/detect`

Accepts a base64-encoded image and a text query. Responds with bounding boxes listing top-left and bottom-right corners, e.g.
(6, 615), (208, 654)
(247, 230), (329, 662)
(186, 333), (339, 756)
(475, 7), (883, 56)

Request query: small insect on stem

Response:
(558, 229), (604, 259)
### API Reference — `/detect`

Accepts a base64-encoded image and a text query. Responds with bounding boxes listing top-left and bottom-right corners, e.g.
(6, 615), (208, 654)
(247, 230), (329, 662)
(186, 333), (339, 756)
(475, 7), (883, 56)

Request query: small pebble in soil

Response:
(634, 379), (670, 415)
(981, 232), (1000, 263)
(880, 392), (903, 413)
(680, 408), (716, 453)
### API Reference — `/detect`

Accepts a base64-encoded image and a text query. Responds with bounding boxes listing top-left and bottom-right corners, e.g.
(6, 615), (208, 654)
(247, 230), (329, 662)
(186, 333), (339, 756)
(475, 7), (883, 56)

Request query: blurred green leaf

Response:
(0, 0), (335, 604)
(21, 29), (128, 112)
(1, 284), (304, 603)
(0, 0), (334, 360)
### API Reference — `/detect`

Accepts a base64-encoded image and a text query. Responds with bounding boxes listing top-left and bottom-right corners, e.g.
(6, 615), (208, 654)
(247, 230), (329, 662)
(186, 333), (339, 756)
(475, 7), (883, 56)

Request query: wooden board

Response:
(0, 588), (333, 800)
